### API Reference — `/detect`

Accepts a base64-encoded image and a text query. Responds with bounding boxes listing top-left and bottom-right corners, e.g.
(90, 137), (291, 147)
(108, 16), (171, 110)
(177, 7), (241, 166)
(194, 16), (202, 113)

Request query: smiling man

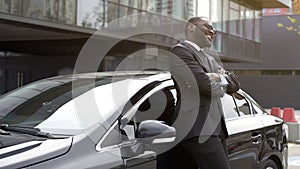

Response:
(169, 17), (234, 169)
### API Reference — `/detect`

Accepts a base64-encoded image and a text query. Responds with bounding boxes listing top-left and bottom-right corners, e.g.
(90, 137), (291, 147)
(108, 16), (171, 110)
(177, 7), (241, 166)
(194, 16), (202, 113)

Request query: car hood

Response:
(0, 135), (72, 169)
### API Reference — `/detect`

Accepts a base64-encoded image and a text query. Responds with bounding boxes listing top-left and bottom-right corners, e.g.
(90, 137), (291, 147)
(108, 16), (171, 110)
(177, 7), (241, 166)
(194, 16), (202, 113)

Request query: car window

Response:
(122, 86), (177, 140)
(0, 78), (113, 124)
(222, 93), (253, 119)
(252, 103), (265, 115)
(232, 93), (251, 116)
(221, 94), (239, 119)
(0, 77), (137, 135)
(242, 92), (267, 115)
(101, 124), (121, 147)
(135, 86), (177, 125)
(101, 85), (178, 148)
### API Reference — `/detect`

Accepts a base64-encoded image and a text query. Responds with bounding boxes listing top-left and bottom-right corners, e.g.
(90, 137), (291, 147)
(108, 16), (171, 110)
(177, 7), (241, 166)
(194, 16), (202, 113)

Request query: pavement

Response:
(286, 110), (300, 169)
(288, 143), (300, 169)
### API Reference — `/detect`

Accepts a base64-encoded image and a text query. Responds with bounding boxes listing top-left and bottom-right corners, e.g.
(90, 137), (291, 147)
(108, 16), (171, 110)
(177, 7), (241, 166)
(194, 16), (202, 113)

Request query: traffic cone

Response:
(282, 107), (297, 122)
(270, 107), (282, 118)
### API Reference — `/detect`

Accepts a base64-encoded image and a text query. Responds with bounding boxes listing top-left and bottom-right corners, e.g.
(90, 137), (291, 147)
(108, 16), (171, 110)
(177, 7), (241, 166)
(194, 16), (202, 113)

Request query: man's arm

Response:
(209, 58), (240, 94)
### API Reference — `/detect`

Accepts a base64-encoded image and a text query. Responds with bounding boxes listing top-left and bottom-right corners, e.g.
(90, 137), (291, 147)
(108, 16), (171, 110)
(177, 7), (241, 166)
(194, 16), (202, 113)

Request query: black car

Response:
(0, 71), (287, 169)
(221, 90), (288, 169)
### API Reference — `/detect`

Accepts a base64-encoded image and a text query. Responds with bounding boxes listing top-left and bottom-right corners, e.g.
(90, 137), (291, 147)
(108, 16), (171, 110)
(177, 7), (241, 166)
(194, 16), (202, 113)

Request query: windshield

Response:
(0, 76), (124, 135)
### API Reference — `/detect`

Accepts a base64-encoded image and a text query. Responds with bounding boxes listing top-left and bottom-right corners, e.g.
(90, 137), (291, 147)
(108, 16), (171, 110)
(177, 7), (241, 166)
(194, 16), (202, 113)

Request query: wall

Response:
(238, 75), (300, 109)
(227, 14), (300, 69)
(225, 14), (300, 109)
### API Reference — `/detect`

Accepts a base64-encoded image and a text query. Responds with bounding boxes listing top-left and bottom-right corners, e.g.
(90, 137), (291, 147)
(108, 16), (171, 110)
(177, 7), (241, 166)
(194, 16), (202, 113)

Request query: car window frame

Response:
(241, 91), (268, 115)
(233, 92), (254, 117)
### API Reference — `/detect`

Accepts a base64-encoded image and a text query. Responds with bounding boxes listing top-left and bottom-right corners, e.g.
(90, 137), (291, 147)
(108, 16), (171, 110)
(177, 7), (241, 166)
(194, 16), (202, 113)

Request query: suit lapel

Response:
(181, 42), (211, 72)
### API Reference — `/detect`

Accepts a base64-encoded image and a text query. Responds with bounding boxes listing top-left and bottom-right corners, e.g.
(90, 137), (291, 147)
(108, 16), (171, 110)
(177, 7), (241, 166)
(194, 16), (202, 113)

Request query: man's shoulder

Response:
(172, 43), (185, 48)
(171, 42), (190, 53)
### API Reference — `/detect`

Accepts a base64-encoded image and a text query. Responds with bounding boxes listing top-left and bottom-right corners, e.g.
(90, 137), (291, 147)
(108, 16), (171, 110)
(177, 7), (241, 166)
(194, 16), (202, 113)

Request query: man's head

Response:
(185, 17), (216, 48)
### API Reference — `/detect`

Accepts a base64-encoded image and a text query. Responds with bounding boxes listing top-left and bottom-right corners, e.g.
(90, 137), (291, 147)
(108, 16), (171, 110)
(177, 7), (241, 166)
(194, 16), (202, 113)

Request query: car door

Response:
(222, 92), (265, 169)
(96, 79), (177, 169)
(245, 93), (288, 169)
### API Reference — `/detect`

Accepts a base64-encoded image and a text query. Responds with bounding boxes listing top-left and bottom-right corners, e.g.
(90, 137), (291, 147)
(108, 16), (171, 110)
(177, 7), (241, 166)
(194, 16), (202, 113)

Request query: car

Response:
(221, 90), (288, 169)
(0, 71), (288, 169)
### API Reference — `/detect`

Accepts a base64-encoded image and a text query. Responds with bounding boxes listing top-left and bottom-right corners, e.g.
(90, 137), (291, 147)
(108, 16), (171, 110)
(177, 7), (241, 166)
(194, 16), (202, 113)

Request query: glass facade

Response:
(0, 0), (77, 24)
(193, 0), (261, 42)
(0, 0), (260, 42)
(0, 0), (194, 45)
(77, 0), (194, 29)
(0, 0), (263, 62)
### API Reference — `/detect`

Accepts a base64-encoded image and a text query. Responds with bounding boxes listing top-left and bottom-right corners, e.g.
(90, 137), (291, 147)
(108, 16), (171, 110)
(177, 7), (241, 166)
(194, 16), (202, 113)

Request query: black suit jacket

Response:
(170, 41), (229, 141)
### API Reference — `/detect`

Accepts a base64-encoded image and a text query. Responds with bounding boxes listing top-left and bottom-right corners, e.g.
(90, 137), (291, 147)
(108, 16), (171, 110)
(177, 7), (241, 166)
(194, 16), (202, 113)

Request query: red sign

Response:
(263, 8), (289, 16)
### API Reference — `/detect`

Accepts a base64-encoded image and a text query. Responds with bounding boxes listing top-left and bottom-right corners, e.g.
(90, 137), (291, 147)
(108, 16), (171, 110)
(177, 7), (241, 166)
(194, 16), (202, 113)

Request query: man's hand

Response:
(218, 69), (226, 75)
(206, 73), (221, 82)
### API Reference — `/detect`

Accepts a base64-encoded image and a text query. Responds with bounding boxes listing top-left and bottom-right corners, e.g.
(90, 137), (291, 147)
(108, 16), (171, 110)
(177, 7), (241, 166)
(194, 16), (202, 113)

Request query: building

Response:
(0, 0), (291, 102)
(262, 0), (300, 16)
(226, 14), (300, 109)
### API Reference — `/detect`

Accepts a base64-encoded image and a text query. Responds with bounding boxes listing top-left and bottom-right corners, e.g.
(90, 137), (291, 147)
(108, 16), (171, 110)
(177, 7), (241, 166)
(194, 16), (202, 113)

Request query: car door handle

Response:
(251, 134), (262, 144)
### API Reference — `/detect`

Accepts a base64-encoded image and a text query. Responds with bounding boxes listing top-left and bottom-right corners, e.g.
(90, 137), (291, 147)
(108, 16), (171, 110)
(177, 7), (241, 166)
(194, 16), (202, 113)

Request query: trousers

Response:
(182, 136), (231, 169)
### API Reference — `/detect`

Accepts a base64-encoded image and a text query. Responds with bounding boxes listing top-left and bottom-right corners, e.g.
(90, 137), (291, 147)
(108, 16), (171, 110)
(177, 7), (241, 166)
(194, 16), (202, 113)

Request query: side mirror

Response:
(136, 120), (176, 144)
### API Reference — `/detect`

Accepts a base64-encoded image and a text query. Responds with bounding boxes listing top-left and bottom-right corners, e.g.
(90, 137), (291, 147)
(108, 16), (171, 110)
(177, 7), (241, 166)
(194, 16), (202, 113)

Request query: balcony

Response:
(259, 0), (292, 8)
(236, 0), (292, 9)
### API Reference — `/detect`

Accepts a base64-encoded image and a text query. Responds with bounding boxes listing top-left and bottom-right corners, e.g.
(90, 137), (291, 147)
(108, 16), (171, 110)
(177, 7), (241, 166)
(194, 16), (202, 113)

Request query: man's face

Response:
(194, 18), (216, 48)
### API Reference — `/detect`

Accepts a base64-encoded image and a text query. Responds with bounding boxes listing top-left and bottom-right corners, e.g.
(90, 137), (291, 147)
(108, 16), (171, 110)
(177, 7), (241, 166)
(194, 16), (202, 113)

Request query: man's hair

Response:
(185, 16), (208, 36)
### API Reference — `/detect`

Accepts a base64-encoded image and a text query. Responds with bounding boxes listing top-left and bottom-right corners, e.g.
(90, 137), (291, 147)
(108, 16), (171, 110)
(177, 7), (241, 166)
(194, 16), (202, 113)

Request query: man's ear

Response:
(187, 24), (195, 33)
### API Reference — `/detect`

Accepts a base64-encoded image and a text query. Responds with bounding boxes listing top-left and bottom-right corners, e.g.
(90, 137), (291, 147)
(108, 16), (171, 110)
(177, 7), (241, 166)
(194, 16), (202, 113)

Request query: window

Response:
(223, 0), (229, 33)
(240, 6), (245, 37)
(245, 8), (254, 40)
(232, 93), (251, 116)
(211, 0), (222, 31)
(101, 124), (122, 147)
(135, 86), (177, 125)
(229, 1), (239, 36)
(197, 0), (210, 19)
(254, 10), (261, 42)
(107, 2), (119, 23)
(221, 94), (239, 119)
(222, 93), (252, 119)
(101, 85), (178, 148)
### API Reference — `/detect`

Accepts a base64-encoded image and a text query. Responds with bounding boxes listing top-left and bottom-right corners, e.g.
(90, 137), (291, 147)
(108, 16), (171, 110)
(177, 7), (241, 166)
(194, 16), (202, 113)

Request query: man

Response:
(169, 17), (238, 169)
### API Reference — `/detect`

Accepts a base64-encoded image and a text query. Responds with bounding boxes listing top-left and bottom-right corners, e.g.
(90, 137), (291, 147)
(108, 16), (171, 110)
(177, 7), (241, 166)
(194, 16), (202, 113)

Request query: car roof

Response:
(46, 71), (171, 81)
